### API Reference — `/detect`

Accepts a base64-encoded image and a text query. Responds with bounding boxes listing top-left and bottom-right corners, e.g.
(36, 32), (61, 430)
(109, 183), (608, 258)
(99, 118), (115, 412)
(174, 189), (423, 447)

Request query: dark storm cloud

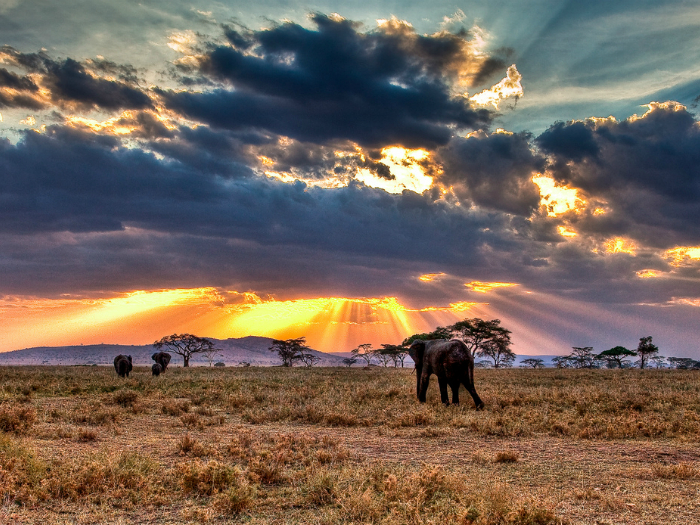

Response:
(0, 46), (151, 111)
(438, 131), (545, 215)
(161, 14), (492, 148)
(538, 104), (700, 248)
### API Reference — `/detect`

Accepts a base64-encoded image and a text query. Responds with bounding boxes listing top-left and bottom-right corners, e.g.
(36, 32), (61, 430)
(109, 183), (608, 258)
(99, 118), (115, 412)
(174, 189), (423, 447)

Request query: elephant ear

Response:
(152, 352), (158, 361)
(408, 341), (425, 363)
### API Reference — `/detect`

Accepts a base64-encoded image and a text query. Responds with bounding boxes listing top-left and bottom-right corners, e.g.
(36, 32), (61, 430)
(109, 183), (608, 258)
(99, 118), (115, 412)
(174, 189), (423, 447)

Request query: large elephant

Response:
(408, 339), (484, 409)
(151, 351), (171, 372)
(114, 354), (133, 378)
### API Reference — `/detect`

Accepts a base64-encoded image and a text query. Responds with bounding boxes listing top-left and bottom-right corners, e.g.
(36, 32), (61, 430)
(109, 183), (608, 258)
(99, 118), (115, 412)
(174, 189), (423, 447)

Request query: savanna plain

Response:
(1, 366), (700, 524)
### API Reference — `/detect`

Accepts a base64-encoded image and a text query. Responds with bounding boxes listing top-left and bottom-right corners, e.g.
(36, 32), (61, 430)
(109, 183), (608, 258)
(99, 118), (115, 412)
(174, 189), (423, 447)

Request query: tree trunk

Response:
(184, 355), (190, 367)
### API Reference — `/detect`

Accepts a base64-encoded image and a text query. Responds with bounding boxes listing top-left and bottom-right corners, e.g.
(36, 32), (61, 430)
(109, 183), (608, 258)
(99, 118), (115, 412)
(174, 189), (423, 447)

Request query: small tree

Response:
(379, 344), (408, 367)
(202, 347), (223, 367)
(520, 358), (545, 369)
(373, 348), (392, 367)
(477, 337), (515, 368)
(650, 355), (667, 369)
(342, 357), (357, 367)
(351, 343), (374, 366)
(552, 356), (572, 368)
(153, 333), (215, 367)
(636, 336), (659, 369)
(667, 357), (698, 369)
(269, 337), (308, 367)
(596, 346), (637, 369)
(298, 352), (321, 368)
(568, 347), (600, 369)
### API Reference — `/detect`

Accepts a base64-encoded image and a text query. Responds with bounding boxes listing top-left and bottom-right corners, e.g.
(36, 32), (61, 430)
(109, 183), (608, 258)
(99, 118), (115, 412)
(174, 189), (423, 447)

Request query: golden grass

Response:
(0, 366), (699, 523)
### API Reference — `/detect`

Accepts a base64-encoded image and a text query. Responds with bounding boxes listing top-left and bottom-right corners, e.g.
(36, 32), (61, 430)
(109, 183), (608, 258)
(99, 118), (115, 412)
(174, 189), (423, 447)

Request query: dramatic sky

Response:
(1, 1), (699, 356)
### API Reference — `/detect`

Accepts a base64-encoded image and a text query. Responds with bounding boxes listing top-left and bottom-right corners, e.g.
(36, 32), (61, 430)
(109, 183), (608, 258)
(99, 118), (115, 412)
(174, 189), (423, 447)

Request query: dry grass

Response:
(0, 365), (699, 523)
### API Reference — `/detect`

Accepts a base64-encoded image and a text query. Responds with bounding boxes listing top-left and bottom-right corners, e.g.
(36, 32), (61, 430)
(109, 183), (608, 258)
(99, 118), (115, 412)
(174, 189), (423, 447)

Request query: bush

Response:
(0, 405), (36, 434)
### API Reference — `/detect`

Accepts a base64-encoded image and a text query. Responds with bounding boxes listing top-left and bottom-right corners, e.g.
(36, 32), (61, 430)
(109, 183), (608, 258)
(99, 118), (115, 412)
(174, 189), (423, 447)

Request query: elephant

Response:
(114, 354), (133, 378)
(151, 351), (171, 372)
(408, 339), (484, 409)
(152, 363), (163, 376)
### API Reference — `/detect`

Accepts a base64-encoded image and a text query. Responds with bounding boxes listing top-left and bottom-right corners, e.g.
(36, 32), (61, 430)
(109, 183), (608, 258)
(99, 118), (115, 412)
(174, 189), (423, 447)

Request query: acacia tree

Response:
(269, 337), (308, 367)
(298, 352), (321, 368)
(401, 327), (451, 346)
(569, 347), (600, 368)
(351, 343), (374, 366)
(636, 336), (659, 369)
(521, 358), (545, 369)
(477, 337), (515, 368)
(342, 357), (357, 367)
(153, 334), (215, 367)
(380, 344), (408, 367)
(596, 346), (637, 369)
(372, 347), (392, 367)
(202, 347), (223, 367)
(552, 356), (572, 368)
(448, 318), (512, 358)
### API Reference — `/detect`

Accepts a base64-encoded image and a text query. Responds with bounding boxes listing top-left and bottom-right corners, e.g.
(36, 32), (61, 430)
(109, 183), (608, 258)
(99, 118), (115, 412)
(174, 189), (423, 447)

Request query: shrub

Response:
(0, 405), (36, 434)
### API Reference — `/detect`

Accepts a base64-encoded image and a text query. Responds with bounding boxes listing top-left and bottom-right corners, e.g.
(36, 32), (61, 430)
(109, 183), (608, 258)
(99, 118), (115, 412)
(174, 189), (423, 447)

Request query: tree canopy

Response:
(269, 337), (309, 367)
(520, 358), (545, 369)
(153, 333), (216, 367)
(596, 346), (637, 369)
(636, 336), (659, 369)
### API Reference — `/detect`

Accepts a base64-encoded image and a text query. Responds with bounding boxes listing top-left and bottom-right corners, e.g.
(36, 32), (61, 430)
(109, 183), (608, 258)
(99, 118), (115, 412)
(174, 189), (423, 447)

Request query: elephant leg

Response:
(450, 381), (460, 405)
(463, 379), (484, 410)
(438, 376), (449, 405)
(418, 372), (431, 403)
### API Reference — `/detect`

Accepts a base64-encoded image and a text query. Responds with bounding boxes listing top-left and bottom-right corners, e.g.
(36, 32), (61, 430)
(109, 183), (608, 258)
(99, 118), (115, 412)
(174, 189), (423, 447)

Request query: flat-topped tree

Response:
(269, 337), (308, 367)
(477, 336), (515, 368)
(520, 358), (545, 369)
(351, 343), (374, 366)
(153, 334), (215, 367)
(597, 346), (637, 369)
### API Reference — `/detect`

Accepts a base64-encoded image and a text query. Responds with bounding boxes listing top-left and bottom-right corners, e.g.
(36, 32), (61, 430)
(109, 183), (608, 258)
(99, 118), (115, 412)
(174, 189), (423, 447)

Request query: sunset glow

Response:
(532, 175), (585, 216)
(465, 281), (518, 293)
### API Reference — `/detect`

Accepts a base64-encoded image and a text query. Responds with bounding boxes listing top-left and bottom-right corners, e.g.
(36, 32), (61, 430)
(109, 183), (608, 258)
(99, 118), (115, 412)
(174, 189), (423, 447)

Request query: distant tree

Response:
(568, 347), (600, 368)
(596, 346), (637, 369)
(298, 352), (321, 368)
(214, 362), (225, 368)
(448, 318), (512, 358)
(269, 337), (308, 367)
(379, 344), (408, 367)
(238, 361), (251, 367)
(636, 336), (659, 369)
(552, 356), (573, 368)
(650, 355), (667, 369)
(477, 337), (515, 368)
(342, 357), (357, 367)
(373, 347), (392, 367)
(667, 357), (699, 369)
(475, 360), (491, 368)
(202, 346), (223, 367)
(351, 343), (374, 366)
(153, 334), (215, 367)
(520, 358), (545, 369)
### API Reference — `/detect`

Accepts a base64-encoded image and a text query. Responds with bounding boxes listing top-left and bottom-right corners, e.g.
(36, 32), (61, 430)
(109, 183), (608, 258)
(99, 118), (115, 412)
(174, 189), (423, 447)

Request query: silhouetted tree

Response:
(449, 318), (512, 358)
(667, 357), (699, 369)
(153, 333), (215, 367)
(636, 336), (659, 369)
(552, 356), (572, 368)
(202, 346), (223, 367)
(269, 337), (308, 367)
(596, 346), (637, 369)
(298, 352), (321, 367)
(477, 337), (515, 368)
(568, 347), (600, 368)
(379, 344), (408, 367)
(373, 347), (392, 367)
(342, 357), (357, 367)
(520, 358), (545, 369)
(351, 343), (374, 366)
(650, 355), (667, 369)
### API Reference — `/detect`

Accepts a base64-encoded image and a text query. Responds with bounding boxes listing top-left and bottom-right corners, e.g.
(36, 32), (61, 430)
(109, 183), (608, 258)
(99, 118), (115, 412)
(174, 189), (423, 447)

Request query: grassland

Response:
(1, 366), (699, 524)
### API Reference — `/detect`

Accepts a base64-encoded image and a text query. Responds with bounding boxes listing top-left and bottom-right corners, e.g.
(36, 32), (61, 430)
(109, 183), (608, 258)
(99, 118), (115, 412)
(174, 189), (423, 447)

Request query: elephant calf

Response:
(408, 339), (484, 409)
(151, 351), (171, 372)
(152, 363), (163, 376)
(113, 354), (133, 378)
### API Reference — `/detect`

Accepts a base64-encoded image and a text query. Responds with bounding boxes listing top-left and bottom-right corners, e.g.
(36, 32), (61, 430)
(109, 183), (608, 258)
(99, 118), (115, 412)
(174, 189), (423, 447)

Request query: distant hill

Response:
(0, 337), (346, 367)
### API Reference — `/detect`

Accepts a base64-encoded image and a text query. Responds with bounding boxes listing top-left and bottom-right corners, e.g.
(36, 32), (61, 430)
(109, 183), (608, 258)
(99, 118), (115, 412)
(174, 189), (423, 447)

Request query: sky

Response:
(1, 1), (699, 357)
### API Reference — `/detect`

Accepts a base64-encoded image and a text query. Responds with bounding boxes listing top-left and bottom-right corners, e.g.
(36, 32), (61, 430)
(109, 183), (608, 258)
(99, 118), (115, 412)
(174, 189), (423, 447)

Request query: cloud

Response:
(160, 14), (496, 148)
(437, 130), (544, 215)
